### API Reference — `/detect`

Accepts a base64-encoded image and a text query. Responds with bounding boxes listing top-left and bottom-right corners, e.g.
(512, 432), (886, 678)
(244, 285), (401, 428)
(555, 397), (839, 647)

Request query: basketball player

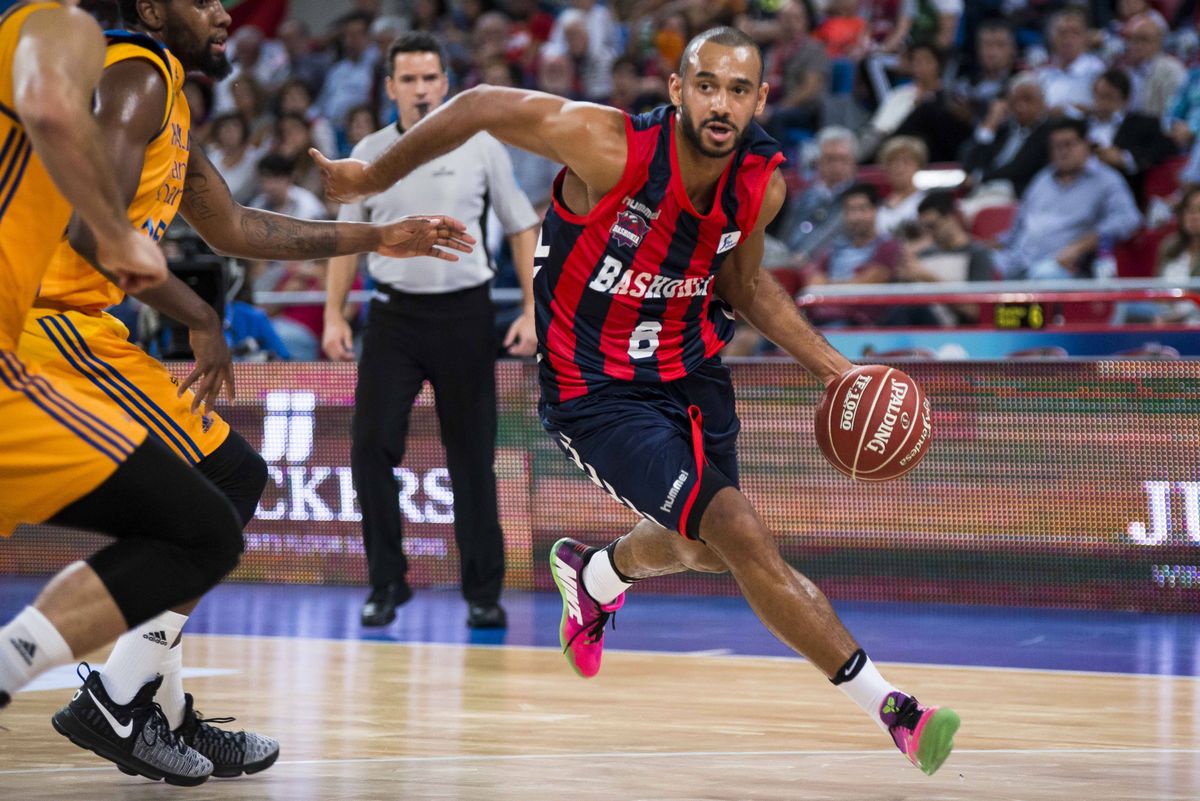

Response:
(19, 0), (474, 783)
(0, 0), (245, 788)
(314, 27), (960, 775)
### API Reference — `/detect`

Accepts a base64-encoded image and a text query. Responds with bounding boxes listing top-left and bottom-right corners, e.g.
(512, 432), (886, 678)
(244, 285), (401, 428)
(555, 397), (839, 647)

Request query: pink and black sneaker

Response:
(548, 538), (624, 679)
(880, 691), (960, 775)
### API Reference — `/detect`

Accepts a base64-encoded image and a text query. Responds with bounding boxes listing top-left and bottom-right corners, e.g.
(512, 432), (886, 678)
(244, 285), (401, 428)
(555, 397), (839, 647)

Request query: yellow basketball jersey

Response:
(0, 2), (76, 351)
(37, 32), (191, 313)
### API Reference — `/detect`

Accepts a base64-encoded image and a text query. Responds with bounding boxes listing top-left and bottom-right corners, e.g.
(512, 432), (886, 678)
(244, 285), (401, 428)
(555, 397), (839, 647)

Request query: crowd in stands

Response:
(93, 0), (1200, 359)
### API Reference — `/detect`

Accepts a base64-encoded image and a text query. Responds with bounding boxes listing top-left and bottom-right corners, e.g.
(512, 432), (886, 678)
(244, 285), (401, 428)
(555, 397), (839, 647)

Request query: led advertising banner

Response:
(6, 361), (1198, 612)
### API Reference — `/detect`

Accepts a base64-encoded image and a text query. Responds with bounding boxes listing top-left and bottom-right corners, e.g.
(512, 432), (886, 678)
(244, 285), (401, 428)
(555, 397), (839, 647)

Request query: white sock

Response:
(834, 653), (899, 732)
(156, 642), (187, 730)
(0, 606), (74, 697)
(581, 545), (634, 605)
(100, 610), (187, 705)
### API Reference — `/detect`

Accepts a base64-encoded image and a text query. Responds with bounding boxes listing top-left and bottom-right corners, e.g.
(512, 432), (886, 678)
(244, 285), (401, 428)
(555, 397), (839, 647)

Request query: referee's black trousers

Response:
(351, 283), (505, 604)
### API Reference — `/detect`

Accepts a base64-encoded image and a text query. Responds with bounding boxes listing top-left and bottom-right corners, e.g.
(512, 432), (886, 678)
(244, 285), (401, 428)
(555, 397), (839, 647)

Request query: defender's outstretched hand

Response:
(377, 215), (476, 261)
(310, 148), (373, 204)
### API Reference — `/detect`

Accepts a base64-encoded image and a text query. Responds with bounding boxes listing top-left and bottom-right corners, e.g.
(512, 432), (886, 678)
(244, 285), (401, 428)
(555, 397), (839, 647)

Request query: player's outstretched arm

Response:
(13, 6), (165, 292)
(180, 147), (475, 261)
(309, 86), (628, 203)
(715, 171), (852, 386)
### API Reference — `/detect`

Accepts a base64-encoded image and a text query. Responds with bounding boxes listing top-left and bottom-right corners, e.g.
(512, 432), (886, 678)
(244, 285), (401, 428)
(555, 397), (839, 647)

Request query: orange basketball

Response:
(814, 365), (932, 481)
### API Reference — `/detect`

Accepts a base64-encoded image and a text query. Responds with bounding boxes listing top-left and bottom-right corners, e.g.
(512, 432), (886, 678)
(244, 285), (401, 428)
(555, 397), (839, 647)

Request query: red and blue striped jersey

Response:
(534, 105), (784, 403)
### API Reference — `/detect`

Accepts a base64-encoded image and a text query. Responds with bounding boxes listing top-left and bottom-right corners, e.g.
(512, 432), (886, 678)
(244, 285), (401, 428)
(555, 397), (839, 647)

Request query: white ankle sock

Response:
(834, 654), (898, 732)
(0, 606), (74, 697)
(581, 546), (634, 605)
(100, 610), (187, 705)
(156, 642), (187, 730)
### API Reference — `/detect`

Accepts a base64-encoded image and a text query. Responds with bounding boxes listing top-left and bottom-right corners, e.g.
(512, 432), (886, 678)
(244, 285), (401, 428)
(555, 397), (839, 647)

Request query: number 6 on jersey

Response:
(628, 320), (661, 359)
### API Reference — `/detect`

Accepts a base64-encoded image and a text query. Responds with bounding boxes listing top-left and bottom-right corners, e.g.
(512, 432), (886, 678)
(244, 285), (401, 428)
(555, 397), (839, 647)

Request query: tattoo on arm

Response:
(181, 171), (219, 222)
(239, 210), (340, 259)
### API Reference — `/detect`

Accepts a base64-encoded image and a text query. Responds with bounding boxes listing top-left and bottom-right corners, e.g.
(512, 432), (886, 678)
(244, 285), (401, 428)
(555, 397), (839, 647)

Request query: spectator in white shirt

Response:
(876, 136), (928, 237)
(1122, 15), (1185, 119)
(250, 153), (328, 221)
(1037, 7), (1105, 115)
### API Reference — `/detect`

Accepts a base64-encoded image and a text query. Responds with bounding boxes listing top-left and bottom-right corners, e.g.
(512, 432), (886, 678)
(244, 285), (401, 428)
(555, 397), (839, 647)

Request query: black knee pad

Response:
(196, 430), (267, 527)
(55, 438), (245, 627)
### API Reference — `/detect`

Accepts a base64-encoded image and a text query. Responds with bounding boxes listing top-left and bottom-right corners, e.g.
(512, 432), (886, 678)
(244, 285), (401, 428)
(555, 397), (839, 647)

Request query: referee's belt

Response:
(369, 281), (491, 315)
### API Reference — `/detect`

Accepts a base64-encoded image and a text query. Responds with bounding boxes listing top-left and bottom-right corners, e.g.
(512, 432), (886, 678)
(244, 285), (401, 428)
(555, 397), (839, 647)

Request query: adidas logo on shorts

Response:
(9, 637), (37, 666)
(142, 631), (169, 646)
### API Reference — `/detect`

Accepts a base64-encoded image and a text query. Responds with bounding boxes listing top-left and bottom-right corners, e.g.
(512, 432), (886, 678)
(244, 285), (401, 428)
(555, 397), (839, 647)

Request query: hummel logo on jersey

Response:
(142, 630), (169, 646)
(9, 638), (36, 666)
(716, 231), (741, 254)
(88, 689), (135, 739)
(553, 557), (585, 625)
(587, 256), (714, 299)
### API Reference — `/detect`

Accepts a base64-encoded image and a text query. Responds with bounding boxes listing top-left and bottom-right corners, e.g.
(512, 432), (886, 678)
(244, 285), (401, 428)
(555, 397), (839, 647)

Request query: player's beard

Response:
(678, 101), (743, 159)
(166, 20), (232, 80)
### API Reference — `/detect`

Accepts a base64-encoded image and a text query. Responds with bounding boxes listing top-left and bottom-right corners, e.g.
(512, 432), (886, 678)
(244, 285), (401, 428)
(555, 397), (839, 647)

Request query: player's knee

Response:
(165, 485), (244, 593)
(198, 432), (268, 527)
(699, 491), (772, 555)
(230, 447), (268, 525)
(193, 497), (244, 587)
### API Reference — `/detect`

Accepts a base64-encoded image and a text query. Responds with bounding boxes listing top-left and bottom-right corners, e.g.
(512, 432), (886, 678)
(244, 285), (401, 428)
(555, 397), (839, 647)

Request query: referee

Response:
(324, 32), (539, 629)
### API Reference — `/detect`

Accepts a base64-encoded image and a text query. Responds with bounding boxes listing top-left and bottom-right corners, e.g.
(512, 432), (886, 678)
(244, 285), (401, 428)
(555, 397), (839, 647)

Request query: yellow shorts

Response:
(19, 308), (230, 467)
(0, 349), (148, 535)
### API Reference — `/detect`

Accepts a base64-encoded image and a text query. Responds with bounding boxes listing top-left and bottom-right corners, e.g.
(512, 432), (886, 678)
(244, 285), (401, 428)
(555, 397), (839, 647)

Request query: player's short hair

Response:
(679, 27), (763, 83)
(842, 182), (880, 208)
(387, 31), (448, 76)
(117, 0), (141, 27)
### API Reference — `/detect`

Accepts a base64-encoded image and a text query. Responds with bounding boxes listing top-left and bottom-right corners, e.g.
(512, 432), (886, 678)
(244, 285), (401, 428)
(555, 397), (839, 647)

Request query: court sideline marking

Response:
(2, 747), (1199, 775)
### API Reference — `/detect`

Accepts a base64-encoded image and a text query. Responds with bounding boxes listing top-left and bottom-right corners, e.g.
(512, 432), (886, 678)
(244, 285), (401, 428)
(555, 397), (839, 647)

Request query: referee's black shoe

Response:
(467, 603), (507, 629)
(360, 582), (412, 627)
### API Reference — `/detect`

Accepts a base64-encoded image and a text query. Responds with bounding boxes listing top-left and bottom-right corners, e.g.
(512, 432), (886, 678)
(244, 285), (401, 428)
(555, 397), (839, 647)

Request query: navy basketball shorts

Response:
(539, 359), (740, 540)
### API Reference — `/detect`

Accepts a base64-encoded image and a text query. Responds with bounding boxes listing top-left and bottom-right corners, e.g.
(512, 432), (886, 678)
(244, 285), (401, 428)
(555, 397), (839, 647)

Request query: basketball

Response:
(814, 365), (932, 481)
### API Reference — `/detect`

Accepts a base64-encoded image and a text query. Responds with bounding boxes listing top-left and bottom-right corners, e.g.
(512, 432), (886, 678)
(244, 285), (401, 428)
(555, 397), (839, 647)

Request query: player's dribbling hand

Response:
(180, 321), (235, 413)
(309, 148), (373, 203)
(376, 215), (476, 261)
(96, 228), (167, 294)
(322, 315), (356, 362)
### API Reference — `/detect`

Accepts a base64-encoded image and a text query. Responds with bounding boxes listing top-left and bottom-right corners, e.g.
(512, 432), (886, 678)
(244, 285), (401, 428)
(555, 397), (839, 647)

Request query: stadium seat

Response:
(1144, 154), (1188, 200)
(1115, 222), (1177, 278)
(769, 267), (805, 297)
(970, 204), (1018, 242)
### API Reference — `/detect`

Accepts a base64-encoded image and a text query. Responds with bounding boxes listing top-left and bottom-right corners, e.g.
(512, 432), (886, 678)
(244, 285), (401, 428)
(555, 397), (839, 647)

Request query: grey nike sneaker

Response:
(51, 665), (213, 786)
(176, 693), (280, 777)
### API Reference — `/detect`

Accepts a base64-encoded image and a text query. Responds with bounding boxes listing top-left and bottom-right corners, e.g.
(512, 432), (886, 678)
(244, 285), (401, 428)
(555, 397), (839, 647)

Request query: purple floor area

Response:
(3, 578), (1198, 677)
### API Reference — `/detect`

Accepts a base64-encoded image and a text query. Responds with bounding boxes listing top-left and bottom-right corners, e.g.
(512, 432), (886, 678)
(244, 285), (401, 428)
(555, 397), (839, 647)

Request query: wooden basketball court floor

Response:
(1, 582), (1197, 800)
